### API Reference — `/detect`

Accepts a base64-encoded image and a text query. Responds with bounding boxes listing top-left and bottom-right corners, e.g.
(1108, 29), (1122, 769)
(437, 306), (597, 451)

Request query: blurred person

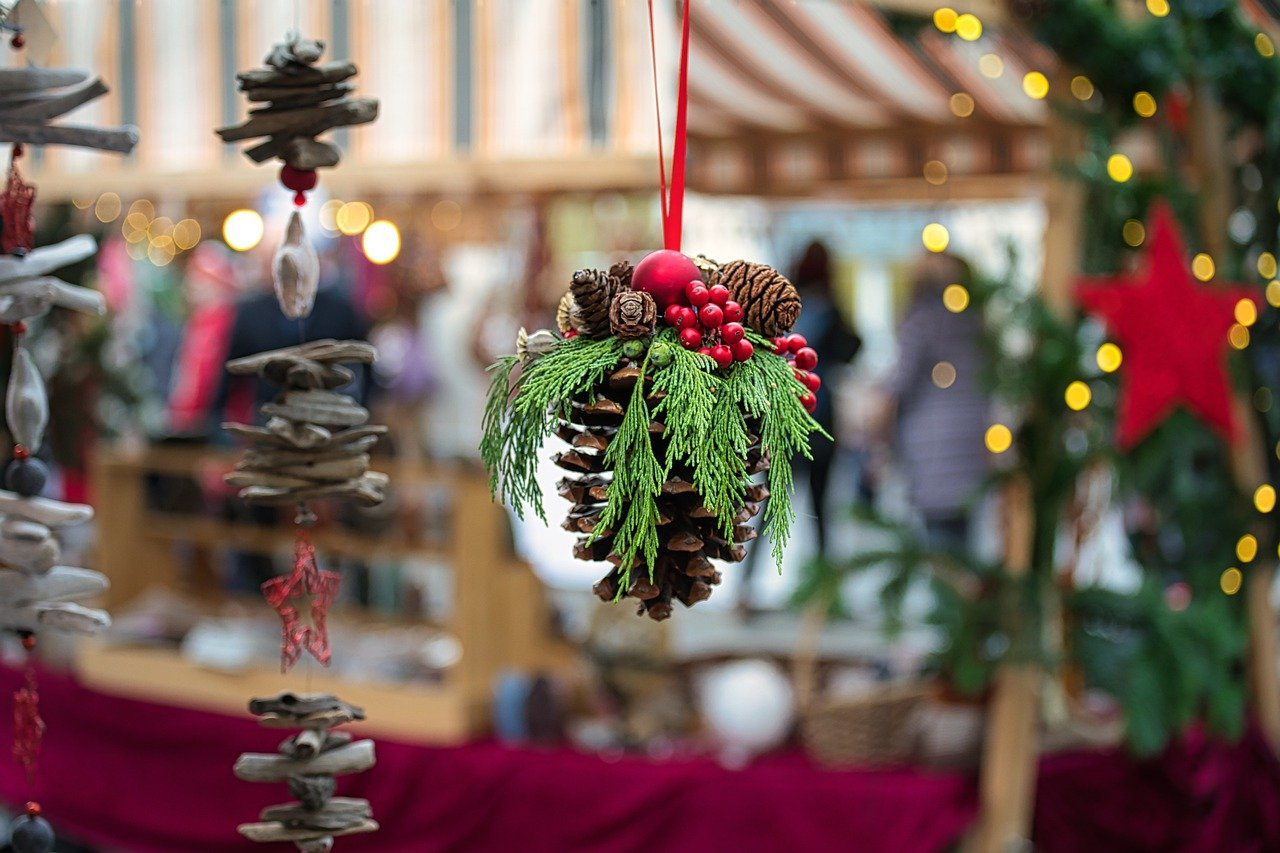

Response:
(882, 252), (989, 550)
(167, 242), (241, 434)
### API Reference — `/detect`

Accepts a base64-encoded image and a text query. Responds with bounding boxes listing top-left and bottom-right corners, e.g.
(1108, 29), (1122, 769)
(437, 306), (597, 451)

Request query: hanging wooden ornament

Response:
(218, 30), (383, 852)
(0, 10), (136, 849)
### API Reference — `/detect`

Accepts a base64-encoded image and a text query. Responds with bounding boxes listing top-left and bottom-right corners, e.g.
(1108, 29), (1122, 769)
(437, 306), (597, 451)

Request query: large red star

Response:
(261, 530), (341, 672)
(1078, 203), (1258, 450)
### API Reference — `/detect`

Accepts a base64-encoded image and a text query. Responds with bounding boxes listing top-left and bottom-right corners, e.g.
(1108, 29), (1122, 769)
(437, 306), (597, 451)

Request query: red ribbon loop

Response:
(648, 0), (691, 252)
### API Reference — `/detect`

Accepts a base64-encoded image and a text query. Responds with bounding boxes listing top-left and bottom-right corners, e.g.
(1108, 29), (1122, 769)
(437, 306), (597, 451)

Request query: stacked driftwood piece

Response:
(0, 66), (137, 152)
(235, 692), (378, 852)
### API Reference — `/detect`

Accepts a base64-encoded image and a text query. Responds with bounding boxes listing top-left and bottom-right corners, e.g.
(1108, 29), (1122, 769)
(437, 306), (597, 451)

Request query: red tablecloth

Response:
(0, 667), (977, 852)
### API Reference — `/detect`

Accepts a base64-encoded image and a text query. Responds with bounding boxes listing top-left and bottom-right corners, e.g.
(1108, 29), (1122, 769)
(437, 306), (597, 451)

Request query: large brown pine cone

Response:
(570, 268), (624, 339)
(610, 259), (634, 289)
(554, 364), (768, 621)
(712, 260), (801, 338)
(609, 291), (657, 339)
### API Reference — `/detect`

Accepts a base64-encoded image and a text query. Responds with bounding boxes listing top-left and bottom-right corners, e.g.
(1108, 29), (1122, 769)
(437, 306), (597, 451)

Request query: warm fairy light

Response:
(336, 201), (373, 236)
(979, 53), (1003, 78)
(1235, 298), (1258, 327)
(1106, 154), (1133, 183)
(933, 7), (958, 33)
(1229, 324), (1250, 350)
(431, 199), (463, 231)
(1191, 253), (1214, 281)
(94, 192), (121, 223)
(984, 424), (1013, 454)
(1122, 219), (1145, 247)
(1254, 484), (1276, 513)
(1258, 252), (1277, 279)
(148, 235), (176, 267)
(148, 216), (174, 241)
(942, 283), (969, 312)
(1065, 381), (1091, 411)
(222, 209), (264, 252)
(955, 13), (982, 41)
(71, 198), (91, 210)
(932, 361), (957, 389)
(950, 92), (975, 118)
(922, 223), (950, 253)
(1220, 567), (1243, 596)
(128, 198), (155, 219)
(173, 218), (201, 251)
(924, 160), (949, 185)
(1096, 342), (1123, 373)
(125, 239), (148, 261)
(1070, 76), (1094, 101)
(319, 199), (343, 233)
(1237, 534), (1259, 563)
(1256, 387), (1273, 413)
(1146, 0), (1169, 16)
(362, 220), (401, 265)
(122, 212), (149, 243)
(1022, 72), (1049, 100)
(1133, 91), (1157, 118)
(1258, 33), (1276, 58)
(1267, 280), (1280, 307)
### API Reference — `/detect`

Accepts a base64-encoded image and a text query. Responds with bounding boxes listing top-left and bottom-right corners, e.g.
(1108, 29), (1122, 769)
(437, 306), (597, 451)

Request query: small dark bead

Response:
(10, 33), (25, 49)
(10, 814), (54, 853)
(4, 458), (47, 497)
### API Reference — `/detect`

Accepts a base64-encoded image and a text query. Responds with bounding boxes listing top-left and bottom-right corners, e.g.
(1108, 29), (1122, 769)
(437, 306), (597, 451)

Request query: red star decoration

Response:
(262, 530), (341, 672)
(1078, 203), (1258, 450)
(13, 667), (43, 781)
(0, 157), (34, 256)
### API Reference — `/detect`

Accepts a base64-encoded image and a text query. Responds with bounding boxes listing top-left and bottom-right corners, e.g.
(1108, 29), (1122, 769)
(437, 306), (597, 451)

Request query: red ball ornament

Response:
(723, 301), (744, 323)
(679, 327), (704, 350)
(711, 345), (734, 369)
(772, 337), (789, 355)
(722, 322), (745, 344)
(799, 391), (817, 413)
(787, 334), (808, 354)
(731, 339), (755, 362)
(698, 303), (724, 329)
(803, 371), (822, 392)
(708, 284), (730, 306)
(633, 250), (701, 309)
(794, 347), (818, 370)
(280, 165), (318, 193)
(10, 33), (25, 49)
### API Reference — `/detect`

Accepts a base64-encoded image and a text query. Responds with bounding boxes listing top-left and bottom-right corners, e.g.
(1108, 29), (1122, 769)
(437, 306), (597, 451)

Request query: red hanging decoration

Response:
(261, 525), (341, 671)
(646, 0), (691, 252)
(13, 647), (44, 782)
(1, 154), (35, 256)
(1077, 203), (1258, 449)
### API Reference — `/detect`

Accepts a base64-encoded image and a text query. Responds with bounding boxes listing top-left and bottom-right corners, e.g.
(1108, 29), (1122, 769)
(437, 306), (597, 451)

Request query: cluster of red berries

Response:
(662, 279), (755, 369)
(772, 333), (820, 414)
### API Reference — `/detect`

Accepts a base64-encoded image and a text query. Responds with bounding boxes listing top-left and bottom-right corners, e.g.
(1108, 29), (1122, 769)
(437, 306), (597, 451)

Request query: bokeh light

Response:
(1258, 252), (1277, 279)
(431, 199), (463, 231)
(1022, 72), (1049, 100)
(1146, 0), (1169, 16)
(950, 92), (975, 118)
(933, 7), (958, 32)
(1258, 33), (1276, 58)
(337, 201), (374, 236)
(1237, 534), (1259, 563)
(173, 219), (201, 251)
(923, 160), (949, 186)
(922, 223), (950, 253)
(1132, 91), (1157, 118)
(1235, 298), (1258, 327)
(1070, 76), (1094, 101)
(1122, 219), (1145, 247)
(942, 283), (969, 313)
(362, 220), (402, 265)
(94, 192), (121, 223)
(978, 54), (1003, 78)
(984, 424), (1013, 454)
(1192, 253), (1214, 281)
(931, 361), (957, 389)
(1229, 324), (1251, 350)
(222, 209), (264, 252)
(1065, 381), (1091, 411)
(954, 13), (982, 41)
(1106, 154), (1133, 183)
(1255, 484), (1276, 513)
(1220, 567), (1243, 596)
(1267, 280), (1280, 307)
(1096, 343), (1123, 373)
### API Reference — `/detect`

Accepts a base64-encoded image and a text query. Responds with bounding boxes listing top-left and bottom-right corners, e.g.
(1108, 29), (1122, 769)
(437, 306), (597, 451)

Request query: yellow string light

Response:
(1258, 32), (1276, 58)
(950, 92), (975, 118)
(1258, 252), (1277, 279)
(1022, 72), (1049, 100)
(1220, 567), (1243, 596)
(1229, 324), (1251, 350)
(931, 361), (957, 389)
(934, 7), (958, 32)
(984, 424), (1013, 454)
(1122, 219), (1145, 247)
(1064, 381), (1091, 411)
(1132, 91), (1157, 118)
(1255, 484), (1276, 513)
(955, 13), (982, 41)
(978, 53), (1003, 78)
(1192, 253), (1215, 281)
(923, 160), (949, 186)
(1236, 298), (1259, 327)
(922, 223), (950, 253)
(1237, 534), (1259, 563)
(1267, 280), (1280, 307)
(942, 283), (970, 313)
(1106, 154), (1133, 183)
(1070, 76), (1094, 100)
(1096, 343), (1123, 373)
(1146, 0), (1169, 16)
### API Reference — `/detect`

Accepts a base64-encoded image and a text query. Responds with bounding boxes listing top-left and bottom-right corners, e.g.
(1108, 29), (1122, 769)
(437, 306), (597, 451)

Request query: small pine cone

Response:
(609, 291), (656, 339)
(692, 255), (719, 278)
(556, 292), (580, 335)
(713, 260), (802, 337)
(609, 260), (634, 290)
(570, 268), (621, 339)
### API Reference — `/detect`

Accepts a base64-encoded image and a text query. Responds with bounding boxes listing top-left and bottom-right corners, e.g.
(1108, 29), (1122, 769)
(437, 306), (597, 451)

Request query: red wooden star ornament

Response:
(1078, 203), (1258, 450)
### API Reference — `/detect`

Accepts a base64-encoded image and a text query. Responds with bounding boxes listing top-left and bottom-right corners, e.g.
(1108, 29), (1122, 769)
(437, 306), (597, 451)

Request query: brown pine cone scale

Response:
(713, 260), (802, 337)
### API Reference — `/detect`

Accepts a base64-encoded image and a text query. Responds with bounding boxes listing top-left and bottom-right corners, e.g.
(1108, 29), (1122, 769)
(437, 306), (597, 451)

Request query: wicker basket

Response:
(792, 603), (930, 767)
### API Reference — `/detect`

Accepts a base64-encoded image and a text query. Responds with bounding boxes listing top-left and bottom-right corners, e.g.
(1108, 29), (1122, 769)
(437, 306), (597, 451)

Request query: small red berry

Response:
(794, 347), (818, 370)
(688, 285), (711, 307)
(794, 367), (808, 382)
(708, 284), (730, 306)
(803, 371), (822, 392)
(679, 306), (699, 329)
(564, 329), (579, 339)
(698, 346), (713, 358)
(800, 391), (817, 413)
(731, 339), (755, 361)
(20, 633), (35, 651)
(723, 301), (744, 323)
(23, 801), (39, 817)
(711, 345), (734, 369)
(684, 278), (705, 299)
(721, 322), (745, 344)
(699, 303), (724, 329)
(12, 444), (28, 460)
(664, 304), (685, 327)
(772, 337), (789, 355)
(787, 334), (808, 354)
(679, 327), (703, 350)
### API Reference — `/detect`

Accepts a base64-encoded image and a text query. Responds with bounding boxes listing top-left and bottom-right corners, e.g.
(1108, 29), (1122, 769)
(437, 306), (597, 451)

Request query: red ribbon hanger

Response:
(647, 0), (691, 252)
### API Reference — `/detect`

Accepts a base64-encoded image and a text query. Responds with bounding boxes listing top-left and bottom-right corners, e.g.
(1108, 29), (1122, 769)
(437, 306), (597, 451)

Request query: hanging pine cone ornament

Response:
(483, 250), (825, 621)
(610, 291), (657, 339)
(712, 260), (801, 338)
